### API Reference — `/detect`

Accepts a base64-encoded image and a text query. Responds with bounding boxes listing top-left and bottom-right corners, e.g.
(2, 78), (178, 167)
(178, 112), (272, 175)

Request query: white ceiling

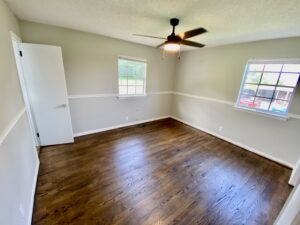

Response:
(5, 0), (300, 49)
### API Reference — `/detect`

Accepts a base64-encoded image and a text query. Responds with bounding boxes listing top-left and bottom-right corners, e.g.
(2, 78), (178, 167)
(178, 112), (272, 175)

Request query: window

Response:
(236, 60), (300, 118)
(118, 57), (146, 96)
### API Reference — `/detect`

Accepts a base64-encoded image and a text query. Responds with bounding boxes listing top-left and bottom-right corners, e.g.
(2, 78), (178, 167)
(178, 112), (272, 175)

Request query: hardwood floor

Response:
(33, 118), (292, 225)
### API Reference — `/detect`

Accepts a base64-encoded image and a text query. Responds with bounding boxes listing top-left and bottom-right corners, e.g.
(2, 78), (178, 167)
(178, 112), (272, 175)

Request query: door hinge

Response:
(19, 51), (23, 57)
(36, 132), (40, 138)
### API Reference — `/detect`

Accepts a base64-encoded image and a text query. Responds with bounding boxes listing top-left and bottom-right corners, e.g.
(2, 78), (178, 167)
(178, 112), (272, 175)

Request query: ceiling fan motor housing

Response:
(170, 18), (179, 27)
(167, 35), (181, 43)
(168, 18), (181, 44)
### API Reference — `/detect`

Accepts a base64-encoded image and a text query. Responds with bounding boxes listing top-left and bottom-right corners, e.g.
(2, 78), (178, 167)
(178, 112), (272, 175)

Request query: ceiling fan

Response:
(134, 18), (207, 52)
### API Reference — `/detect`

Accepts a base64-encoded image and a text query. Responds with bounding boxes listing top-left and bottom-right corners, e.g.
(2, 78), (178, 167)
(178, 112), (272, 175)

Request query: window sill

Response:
(117, 94), (147, 100)
(234, 105), (289, 121)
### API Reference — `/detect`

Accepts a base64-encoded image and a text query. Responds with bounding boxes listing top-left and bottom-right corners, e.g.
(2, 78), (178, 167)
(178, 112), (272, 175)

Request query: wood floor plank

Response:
(33, 118), (292, 225)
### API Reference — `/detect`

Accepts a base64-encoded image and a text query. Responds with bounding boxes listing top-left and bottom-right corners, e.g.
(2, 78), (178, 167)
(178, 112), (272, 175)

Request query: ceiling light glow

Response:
(164, 43), (180, 52)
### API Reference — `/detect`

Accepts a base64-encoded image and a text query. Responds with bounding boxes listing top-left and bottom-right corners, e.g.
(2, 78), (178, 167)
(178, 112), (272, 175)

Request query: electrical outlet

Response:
(125, 116), (129, 121)
(19, 203), (25, 217)
(218, 126), (223, 132)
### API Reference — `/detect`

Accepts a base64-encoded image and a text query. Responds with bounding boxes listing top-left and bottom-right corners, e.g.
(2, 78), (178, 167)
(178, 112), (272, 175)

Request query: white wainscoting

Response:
(0, 107), (39, 225)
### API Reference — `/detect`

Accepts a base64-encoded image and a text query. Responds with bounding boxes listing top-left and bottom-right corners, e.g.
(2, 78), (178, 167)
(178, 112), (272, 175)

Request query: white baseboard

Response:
(74, 114), (293, 169)
(27, 160), (40, 225)
(170, 116), (294, 169)
(73, 116), (171, 137)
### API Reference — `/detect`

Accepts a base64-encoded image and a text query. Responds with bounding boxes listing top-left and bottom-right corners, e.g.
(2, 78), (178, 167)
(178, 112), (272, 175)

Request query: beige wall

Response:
(20, 21), (176, 134)
(0, 1), (39, 225)
(174, 37), (300, 114)
(0, 0), (23, 131)
(19, 20), (300, 166)
(173, 37), (300, 167)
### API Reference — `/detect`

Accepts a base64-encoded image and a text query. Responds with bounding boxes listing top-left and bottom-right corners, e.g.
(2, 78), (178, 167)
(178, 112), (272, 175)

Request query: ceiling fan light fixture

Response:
(164, 43), (180, 52)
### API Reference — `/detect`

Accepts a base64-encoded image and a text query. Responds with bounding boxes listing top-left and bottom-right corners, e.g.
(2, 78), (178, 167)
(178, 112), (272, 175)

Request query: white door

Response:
(20, 43), (74, 146)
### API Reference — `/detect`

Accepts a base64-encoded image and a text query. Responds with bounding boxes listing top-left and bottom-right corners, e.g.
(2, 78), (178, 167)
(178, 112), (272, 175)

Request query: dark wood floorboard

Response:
(33, 118), (292, 225)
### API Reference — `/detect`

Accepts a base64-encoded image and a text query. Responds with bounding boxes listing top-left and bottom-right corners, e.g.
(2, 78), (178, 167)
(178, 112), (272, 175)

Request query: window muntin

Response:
(118, 57), (146, 96)
(236, 60), (300, 117)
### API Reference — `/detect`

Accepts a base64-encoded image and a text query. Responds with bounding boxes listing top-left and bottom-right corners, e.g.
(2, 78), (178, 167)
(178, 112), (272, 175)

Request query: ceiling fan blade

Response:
(133, 34), (166, 40)
(156, 42), (165, 48)
(178, 28), (207, 39)
(181, 40), (205, 48)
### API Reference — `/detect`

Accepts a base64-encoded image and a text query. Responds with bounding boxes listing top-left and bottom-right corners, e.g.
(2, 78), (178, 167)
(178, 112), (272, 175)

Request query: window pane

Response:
(264, 64), (282, 72)
(136, 79), (144, 85)
(278, 73), (299, 87)
(274, 87), (294, 101)
(118, 59), (128, 76)
(128, 77), (135, 85)
(254, 97), (271, 110)
(236, 61), (299, 117)
(241, 84), (258, 96)
(127, 65), (135, 76)
(282, 64), (300, 73)
(119, 76), (127, 85)
(239, 95), (255, 108)
(248, 64), (264, 71)
(245, 72), (261, 84)
(118, 58), (146, 96)
(136, 86), (144, 95)
(128, 86), (136, 94)
(260, 72), (280, 85)
(119, 86), (127, 95)
(269, 100), (288, 114)
(257, 85), (275, 98)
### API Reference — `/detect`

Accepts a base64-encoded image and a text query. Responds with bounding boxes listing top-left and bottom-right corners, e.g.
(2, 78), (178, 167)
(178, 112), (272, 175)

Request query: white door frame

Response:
(10, 31), (40, 147)
(289, 158), (300, 186)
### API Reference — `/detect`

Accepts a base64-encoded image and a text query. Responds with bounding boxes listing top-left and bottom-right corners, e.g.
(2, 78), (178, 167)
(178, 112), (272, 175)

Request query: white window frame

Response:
(235, 59), (300, 119)
(117, 56), (147, 97)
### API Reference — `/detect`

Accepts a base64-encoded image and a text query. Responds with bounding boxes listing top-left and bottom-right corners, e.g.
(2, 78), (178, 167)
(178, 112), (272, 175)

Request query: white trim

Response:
(68, 91), (173, 99)
(234, 105), (289, 121)
(0, 108), (26, 145)
(68, 93), (116, 99)
(289, 158), (300, 186)
(289, 113), (300, 120)
(27, 160), (39, 225)
(10, 31), (40, 147)
(173, 91), (234, 105)
(248, 58), (300, 64)
(73, 116), (170, 137)
(67, 91), (300, 119)
(118, 55), (147, 63)
(10, 31), (22, 42)
(117, 94), (147, 100)
(173, 91), (300, 120)
(170, 115), (294, 169)
(148, 91), (173, 95)
(274, 182), (300, 225)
